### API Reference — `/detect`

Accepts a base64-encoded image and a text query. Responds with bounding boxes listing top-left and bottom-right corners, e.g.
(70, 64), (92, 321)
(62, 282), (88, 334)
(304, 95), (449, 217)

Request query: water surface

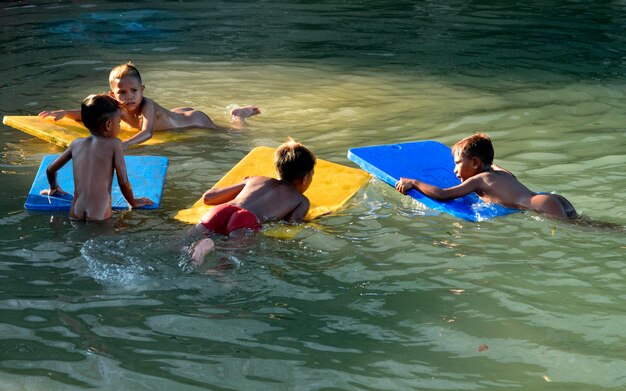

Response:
(1, 1), (625, 390)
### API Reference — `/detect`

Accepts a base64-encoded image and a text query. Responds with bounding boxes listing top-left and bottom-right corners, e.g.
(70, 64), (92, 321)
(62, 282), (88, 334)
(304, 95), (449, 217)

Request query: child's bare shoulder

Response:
(142, 96), (165, 112)
(68, 136), (87, 147)
(465, 171), (492, 183)
(240, 176), (278, 191)
(463, 171), (498, 191)
(93, 135), (123, 145)
(244, 175), (274, 184)
(93, 136), (124, 152)
(481, 169), (521, 189)
(490, 169), (518, 182)
(69, 135), (98, 151)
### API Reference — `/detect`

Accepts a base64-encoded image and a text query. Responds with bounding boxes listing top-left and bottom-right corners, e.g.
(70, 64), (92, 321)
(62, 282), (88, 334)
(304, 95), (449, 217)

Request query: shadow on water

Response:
(45, 10), (172, 45)
(3, 1), (626, 81)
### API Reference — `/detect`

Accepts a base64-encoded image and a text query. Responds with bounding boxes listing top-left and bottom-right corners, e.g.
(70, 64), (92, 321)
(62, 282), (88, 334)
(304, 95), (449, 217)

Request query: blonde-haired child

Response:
(40, 62), (260, 148)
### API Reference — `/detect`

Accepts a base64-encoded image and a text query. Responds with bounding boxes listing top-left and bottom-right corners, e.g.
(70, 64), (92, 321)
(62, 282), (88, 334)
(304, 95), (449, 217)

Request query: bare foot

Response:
(231, 106), (261, 121)
(189, 238), (215, 267)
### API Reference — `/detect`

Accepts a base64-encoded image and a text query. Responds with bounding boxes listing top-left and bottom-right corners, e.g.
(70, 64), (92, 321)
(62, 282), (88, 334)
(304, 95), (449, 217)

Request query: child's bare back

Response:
(466, 169), (577, 219)
(66, 136), (122, 220)
(120, 96), (216, 132)
(41, 95), (153, 222)
(121, 97), (260, 132)
(219, 176), (311, 224)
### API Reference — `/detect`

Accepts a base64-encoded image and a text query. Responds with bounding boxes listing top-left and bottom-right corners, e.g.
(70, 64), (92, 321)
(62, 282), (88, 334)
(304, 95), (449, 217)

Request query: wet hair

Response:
(274, 138), (316, 182)
(81, 94), (121, 135)
(109, 62), (142, 84)
(452, 132), (494, 166)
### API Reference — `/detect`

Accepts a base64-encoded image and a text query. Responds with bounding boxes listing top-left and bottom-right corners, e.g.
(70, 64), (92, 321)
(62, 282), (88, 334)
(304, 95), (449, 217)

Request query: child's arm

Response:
(112, 141), (154, 208)
(395, 177), (481, 201)
(202, 182), (246, 205)
(40, 148), (73, 196)
(38, 109), (82, 122)
(121, 101), (157, 149)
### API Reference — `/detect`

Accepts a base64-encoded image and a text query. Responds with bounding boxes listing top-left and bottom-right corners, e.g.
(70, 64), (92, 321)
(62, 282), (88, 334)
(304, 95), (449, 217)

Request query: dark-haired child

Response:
(41, 94), (153, 221)
(395, 133), (577, 219)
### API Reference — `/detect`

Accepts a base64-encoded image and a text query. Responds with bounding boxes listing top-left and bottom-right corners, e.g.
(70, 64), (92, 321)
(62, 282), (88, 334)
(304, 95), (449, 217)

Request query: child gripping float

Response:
(189, 139), (316, 265)
(38, 62), (261, 149)
(40, 94), (154, 221)
(394, 133), (577, 220)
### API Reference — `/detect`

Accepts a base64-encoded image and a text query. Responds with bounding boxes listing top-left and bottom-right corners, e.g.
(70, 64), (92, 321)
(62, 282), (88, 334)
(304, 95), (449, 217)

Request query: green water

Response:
(1, 1), (625, 390)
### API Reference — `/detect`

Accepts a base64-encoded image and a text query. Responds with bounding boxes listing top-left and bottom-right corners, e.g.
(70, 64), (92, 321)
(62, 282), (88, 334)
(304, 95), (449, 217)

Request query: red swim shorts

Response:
(200, 204), (261, 235)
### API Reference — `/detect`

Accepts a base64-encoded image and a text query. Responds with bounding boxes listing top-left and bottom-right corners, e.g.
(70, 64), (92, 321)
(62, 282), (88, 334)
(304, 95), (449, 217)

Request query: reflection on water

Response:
(46, 10), (171, 45)
(1, 0), (625, 390)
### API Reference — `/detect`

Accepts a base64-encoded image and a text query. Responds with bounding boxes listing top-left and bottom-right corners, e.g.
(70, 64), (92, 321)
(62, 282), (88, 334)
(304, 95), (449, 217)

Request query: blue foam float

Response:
(348, 140), (520, 221)
(25, 155), (168, 211)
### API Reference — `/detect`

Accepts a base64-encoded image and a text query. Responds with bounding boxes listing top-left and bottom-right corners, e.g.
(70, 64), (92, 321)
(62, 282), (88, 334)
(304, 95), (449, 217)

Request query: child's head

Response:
(452, 133), (494, 166)
(81, 94), (121, 136)
(109, 62), (142, 85)
(451, 133), (494, 182)
(275, 139), (316, 188)
(108, 62), (145, 111)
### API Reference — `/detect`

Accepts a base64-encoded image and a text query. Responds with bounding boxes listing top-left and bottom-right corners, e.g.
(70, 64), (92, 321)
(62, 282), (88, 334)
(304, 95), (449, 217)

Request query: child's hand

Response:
(132, 197), (154, 208)
(38, 110), (67, 121)
(40, 187), (68, 196)
(395, 178), (414, 194)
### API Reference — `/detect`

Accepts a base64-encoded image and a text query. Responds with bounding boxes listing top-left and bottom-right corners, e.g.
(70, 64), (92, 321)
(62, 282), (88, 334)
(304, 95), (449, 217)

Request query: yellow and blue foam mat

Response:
(3, 116), (191, 148)
(348, 140), (520, 222)
(25, 155), (168, 211)
(174, 146), (371, 237)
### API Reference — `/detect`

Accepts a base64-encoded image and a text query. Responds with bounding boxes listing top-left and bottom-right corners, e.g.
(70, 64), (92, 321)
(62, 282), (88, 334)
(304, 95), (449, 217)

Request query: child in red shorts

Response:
(199, 204), (261, 235)
(190, 139), (316, 265)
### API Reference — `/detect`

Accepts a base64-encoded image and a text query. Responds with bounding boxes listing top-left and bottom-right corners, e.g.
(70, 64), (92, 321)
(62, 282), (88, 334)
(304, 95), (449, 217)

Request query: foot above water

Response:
(231, 106), (261, 119)
(190, 238), (215, 267)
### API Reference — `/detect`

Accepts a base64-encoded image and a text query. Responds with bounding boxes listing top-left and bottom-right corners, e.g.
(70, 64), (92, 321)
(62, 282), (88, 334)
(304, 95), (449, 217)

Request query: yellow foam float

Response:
(175, 146), (370, 237)
(3, 115), (190, 148)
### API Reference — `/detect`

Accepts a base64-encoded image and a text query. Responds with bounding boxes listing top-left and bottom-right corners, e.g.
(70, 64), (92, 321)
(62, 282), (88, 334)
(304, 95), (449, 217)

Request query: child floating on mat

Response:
(190, 139), (316, 265)
(40, 94), (154, 221)
(395, 133), (578, 220)
(39, 62), (260, 148)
